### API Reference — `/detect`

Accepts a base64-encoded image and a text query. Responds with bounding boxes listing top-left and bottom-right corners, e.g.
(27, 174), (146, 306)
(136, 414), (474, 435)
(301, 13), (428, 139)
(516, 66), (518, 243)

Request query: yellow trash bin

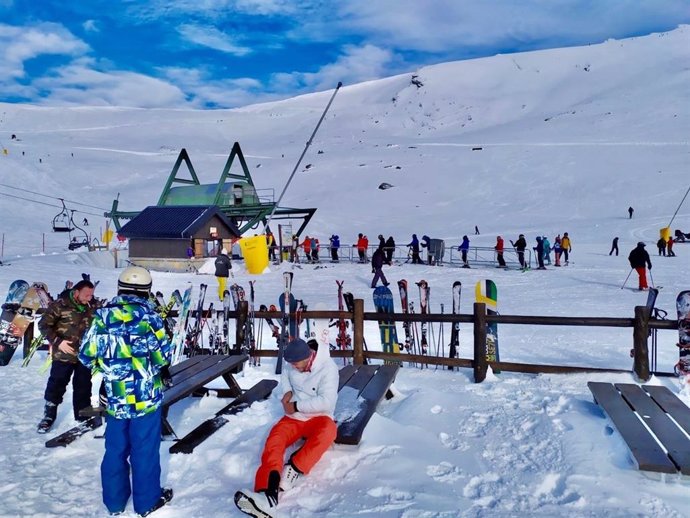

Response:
(239, 235), (269, 274)
(660, 227), (671, 242)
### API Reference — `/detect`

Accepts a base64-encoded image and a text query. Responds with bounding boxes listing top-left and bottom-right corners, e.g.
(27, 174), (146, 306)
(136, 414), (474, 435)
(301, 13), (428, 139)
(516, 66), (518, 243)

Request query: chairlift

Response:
(52, 199), (73, 233)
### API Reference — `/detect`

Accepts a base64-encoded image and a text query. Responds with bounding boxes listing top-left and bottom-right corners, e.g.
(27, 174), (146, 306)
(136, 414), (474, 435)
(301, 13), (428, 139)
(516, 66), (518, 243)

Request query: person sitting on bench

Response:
(234, 338), (339, 517)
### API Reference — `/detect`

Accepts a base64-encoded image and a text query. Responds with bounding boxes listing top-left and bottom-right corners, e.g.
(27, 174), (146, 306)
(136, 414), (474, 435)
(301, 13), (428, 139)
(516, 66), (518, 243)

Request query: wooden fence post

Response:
(473, 302), (487, 383)
(633, 305), (651, 382)
(353, 298), (364, 365)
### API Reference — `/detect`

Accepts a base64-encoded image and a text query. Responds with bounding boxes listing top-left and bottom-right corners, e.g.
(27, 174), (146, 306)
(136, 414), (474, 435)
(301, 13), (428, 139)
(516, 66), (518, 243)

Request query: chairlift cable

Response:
(0, 191), (103, 217)
(0, 182), (108, 211)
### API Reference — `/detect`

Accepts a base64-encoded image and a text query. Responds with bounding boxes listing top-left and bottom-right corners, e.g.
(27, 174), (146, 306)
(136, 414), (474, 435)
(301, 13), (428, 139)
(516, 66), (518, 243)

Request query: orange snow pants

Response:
(254, 415), (337, 492)
(635, 267), (648, 289)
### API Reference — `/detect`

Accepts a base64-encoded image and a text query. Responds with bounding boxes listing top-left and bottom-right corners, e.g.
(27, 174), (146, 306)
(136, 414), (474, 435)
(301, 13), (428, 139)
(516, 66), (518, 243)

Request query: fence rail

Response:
(24, 301), (668, 382)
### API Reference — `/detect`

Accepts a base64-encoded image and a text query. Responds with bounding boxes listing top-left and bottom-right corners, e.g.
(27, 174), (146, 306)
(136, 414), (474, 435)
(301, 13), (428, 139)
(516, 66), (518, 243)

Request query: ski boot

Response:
(37, 401), (57, 434)
(138, 487), (173, 517)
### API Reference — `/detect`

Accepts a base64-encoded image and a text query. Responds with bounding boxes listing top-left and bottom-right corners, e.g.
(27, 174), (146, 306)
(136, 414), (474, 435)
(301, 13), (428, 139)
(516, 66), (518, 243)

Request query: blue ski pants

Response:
(101, 407), (163, 515)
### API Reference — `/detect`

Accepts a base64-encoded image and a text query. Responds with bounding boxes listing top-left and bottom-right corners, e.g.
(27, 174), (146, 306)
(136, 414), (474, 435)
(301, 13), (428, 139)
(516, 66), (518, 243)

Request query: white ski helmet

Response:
(118, 266), (152, 293)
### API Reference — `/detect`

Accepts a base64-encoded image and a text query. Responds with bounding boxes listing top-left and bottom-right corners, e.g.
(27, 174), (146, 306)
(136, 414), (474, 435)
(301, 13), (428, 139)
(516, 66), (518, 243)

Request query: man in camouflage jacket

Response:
(37, 279), (96, 433)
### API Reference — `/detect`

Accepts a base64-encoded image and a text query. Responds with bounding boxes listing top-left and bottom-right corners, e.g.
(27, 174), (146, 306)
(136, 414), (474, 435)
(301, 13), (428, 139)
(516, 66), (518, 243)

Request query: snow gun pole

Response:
(265, 82), (343, 230)
(668, 184), (690, 228)
(621, 268), (633, 289)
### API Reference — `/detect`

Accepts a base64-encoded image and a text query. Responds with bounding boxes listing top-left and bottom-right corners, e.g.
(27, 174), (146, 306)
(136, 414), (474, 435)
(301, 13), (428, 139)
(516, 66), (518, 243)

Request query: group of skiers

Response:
(32, 267), (339, 518)
(656, 236), (677, 257)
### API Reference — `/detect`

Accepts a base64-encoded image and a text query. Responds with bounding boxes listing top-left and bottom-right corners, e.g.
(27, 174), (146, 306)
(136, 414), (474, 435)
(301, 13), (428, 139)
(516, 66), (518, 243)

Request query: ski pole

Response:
(648, 268), (655, 288)
(620, 268), (633, 289)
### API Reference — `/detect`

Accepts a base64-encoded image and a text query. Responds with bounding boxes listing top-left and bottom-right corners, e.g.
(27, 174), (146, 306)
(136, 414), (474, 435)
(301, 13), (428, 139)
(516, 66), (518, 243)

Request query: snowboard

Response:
(372, 285), (400, 363)
(675, 290), (690, 379)
(475, 279), (500, 372)
(0, 282), (49, 366)
(0, 280), (30, 341)
(45, 415), (103, 448)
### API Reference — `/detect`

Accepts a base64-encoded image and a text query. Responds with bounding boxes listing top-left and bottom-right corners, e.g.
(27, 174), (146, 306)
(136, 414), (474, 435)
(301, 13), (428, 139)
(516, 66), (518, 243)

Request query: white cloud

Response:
(33, 59), (190, 108)
(0, 23), (88, 79)
(177, 24), (252, 56)
(82, 20), (99, 33)
(270, 44), (396, 93)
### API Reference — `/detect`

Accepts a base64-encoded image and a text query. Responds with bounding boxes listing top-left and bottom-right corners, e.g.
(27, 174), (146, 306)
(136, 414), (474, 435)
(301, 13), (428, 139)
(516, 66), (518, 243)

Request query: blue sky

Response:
(1, 0), (688, 109)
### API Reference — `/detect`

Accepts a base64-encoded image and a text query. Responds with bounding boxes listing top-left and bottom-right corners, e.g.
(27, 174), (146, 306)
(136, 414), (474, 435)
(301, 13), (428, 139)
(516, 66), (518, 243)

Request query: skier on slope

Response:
(609, 237), (619, 256)
(458, 235), (470, 268)
(533, 236), (546, 269)
(329, 234), (340, 262)
(214, 248), (233, 300)
(553, 235), (562, 266)
(628, 242), (652, 290)
(234, 338), (339, 518)
(355, 233), (367, 263)
(385, 236), (396, 265)
(542, 236), (552, 265)
(420, 235), (433, 264)
(510, 234), (528, 269)
(656, 237), (667, 256)
(371, 247), (390, 288)
(561, 232), (572, 265)
(407, 234), (422, 264)
(495, 236), (506, 267)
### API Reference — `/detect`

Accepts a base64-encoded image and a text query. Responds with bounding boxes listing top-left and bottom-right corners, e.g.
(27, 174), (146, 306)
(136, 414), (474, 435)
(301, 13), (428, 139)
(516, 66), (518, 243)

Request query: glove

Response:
(648, 264), (652, 270)
(161, 365), (173, 388)
(265, 470), (280, 507)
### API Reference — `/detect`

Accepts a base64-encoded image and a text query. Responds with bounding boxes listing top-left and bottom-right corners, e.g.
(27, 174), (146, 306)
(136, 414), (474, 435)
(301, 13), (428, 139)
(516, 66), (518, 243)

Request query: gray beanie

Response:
(284, 338), (311, 363)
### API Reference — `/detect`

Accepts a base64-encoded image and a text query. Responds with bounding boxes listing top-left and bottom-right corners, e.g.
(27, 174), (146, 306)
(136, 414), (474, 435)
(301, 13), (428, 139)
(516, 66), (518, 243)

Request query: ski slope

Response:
(0, 26), (689, 517)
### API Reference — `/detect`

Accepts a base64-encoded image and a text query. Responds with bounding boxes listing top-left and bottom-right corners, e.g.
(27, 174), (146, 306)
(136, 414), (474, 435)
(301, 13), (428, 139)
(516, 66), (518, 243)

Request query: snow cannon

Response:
(660, 227), (671, 242)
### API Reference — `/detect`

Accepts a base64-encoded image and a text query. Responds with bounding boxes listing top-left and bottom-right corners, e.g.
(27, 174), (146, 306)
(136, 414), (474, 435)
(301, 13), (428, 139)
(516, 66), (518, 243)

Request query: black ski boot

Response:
(37, 401), (57, 434)
(138, 488), (173, 517)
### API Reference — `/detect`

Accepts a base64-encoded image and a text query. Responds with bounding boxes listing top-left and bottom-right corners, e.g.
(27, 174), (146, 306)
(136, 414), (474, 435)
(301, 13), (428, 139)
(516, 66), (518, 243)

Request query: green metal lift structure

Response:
(105, 142), (316, 237)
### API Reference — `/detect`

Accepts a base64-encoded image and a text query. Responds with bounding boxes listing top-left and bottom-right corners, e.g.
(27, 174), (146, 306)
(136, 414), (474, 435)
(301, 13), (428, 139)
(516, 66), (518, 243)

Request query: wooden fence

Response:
(24, 301), (676, 383)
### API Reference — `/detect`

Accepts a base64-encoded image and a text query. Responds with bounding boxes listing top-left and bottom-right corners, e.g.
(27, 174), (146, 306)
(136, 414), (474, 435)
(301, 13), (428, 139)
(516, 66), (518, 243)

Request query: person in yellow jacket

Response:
(561, 232), (572, 265)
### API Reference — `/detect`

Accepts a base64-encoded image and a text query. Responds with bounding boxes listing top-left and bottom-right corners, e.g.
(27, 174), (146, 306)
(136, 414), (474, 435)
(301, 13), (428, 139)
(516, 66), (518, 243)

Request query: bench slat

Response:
(169, 379), (278, 454)
(337, 365), (358, 391)
(165, 355), (247, 407)
(616, 383), (690, 475)
(643, 385), (690, 437)
(587, 382), (676, 473)
(170, 355), (226, 387)
(336, 365), (399, 445)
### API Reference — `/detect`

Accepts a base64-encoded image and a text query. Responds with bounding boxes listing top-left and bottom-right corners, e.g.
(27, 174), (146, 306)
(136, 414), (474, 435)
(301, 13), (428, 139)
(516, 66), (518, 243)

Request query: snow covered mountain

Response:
(0, 27), (689, 518)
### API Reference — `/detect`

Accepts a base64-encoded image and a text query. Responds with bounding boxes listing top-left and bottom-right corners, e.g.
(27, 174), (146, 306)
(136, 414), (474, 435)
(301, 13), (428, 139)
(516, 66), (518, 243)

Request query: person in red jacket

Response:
(495, 236), (506, 267)
(355, 233), (367, 263)
(667, 237), (676, 257)
(301, 236), (312, 263)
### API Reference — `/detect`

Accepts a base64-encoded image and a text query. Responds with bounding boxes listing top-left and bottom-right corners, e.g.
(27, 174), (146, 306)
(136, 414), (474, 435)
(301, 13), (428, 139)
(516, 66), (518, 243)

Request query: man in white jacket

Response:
(235, 337), (339, 517)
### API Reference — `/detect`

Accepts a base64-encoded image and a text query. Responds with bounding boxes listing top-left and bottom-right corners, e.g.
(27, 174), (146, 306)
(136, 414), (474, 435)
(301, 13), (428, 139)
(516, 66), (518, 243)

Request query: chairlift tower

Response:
(106, 142), (316, 237)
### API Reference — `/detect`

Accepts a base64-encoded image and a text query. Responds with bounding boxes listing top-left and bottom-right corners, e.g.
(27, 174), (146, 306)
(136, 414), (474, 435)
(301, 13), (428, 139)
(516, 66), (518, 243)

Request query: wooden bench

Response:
(335, 364), (399, 445)
(588, 382), (690, 474)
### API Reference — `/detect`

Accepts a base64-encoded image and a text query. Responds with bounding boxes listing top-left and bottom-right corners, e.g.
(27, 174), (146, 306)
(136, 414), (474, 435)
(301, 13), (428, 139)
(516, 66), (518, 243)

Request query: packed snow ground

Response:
(0, 27), (689, 518)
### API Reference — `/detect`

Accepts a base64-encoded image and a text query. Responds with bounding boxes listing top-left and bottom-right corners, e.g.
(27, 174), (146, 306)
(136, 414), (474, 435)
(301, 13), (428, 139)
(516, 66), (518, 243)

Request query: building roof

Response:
(118, 205), (240, 239)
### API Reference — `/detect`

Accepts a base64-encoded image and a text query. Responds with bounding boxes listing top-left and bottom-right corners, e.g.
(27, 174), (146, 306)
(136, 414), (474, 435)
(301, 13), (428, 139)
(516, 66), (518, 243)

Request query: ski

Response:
(416, 280), (430, 356)
(335, 281), (351, 354)
(448, 281), (461, 369)
(397, 280), (412, 354)
(276, 272), (293, 375)
(45, 415), (103, 448)
(171, 285), (193, 364)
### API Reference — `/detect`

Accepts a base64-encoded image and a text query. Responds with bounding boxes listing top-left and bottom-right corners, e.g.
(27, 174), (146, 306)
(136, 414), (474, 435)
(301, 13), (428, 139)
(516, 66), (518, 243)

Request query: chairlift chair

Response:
(52, 200), (73, 232)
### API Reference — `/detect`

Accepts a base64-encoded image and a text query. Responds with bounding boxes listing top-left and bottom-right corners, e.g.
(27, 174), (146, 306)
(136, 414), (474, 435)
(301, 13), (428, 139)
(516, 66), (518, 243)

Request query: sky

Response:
(0, 0), (689, 109)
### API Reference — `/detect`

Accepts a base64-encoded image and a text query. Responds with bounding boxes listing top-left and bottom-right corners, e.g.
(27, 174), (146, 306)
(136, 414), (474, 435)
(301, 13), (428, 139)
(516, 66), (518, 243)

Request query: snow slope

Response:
(0, 27), (689, 518)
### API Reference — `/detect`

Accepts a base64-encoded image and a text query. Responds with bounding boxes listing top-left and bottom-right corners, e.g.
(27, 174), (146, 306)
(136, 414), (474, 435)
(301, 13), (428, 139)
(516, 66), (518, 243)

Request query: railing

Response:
(205, 302), (675, 383)
(276, 244), (533, 269)
(24, 301), (670, 382)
